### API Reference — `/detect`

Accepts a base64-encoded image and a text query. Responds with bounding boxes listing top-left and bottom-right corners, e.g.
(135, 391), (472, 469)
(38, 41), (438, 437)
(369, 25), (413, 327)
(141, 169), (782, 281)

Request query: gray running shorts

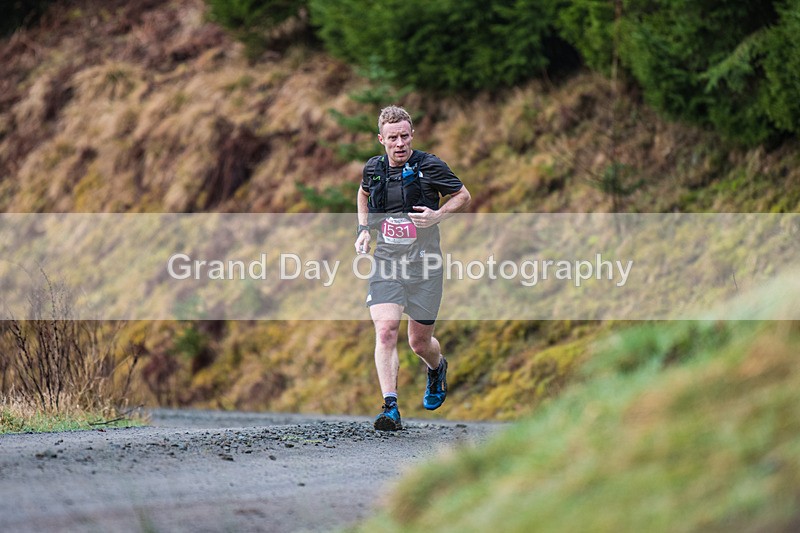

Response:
(366, 259), (443, 325)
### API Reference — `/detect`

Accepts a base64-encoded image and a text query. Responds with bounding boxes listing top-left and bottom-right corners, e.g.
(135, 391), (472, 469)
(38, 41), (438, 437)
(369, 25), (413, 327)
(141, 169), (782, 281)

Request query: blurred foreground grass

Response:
(359, 317), (800, 532)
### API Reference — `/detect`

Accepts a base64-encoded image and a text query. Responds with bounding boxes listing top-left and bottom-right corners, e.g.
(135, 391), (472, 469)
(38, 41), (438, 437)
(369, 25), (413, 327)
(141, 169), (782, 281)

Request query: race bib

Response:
(382, 217), (417, 244)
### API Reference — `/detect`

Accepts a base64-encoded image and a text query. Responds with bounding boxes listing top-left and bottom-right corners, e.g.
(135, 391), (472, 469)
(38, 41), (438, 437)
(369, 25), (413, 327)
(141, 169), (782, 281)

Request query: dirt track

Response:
(0, 409), (503, 532)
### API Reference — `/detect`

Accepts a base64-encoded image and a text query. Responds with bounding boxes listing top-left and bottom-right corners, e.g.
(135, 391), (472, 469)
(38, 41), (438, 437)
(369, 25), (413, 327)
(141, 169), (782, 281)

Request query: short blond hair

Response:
(378, 105), (413, 133)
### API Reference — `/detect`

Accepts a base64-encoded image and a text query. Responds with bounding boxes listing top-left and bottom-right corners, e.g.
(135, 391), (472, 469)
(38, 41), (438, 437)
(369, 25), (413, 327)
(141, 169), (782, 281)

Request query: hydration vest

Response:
(365, 150), (435, 215)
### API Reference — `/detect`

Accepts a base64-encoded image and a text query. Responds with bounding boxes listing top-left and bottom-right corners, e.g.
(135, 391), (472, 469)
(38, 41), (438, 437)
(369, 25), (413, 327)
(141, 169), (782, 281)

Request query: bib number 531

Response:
(382, 217), (417, 244)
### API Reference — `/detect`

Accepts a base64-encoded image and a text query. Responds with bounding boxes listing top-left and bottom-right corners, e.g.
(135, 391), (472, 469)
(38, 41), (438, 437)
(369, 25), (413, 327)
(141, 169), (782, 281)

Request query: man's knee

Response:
(408, 333), (432, 356)
(375, 321), (400, 346)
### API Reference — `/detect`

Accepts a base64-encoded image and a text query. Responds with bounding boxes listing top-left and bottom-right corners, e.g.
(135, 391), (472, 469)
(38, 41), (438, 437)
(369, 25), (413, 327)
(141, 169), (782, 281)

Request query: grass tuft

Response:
(0, 396), (144, 434)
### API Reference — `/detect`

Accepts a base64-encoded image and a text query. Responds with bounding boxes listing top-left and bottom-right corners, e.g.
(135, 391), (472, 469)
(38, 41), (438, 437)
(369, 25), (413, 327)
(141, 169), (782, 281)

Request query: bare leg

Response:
(407, 320), (442, 369)
(370, 303), (404, 398)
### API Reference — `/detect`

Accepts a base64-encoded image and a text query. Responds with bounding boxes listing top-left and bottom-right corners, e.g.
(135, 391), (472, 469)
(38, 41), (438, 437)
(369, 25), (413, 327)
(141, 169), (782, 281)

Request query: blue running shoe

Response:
(423, 357), (448, 410)
(374, 403), (402, 431)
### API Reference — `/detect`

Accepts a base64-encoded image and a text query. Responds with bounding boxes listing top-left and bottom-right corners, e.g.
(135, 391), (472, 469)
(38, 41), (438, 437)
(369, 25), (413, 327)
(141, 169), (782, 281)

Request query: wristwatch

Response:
(357, 224), (370, 236)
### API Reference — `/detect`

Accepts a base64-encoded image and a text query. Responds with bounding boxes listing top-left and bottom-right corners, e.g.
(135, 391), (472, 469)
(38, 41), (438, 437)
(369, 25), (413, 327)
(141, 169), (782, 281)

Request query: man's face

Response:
(378, 120), (413, 167)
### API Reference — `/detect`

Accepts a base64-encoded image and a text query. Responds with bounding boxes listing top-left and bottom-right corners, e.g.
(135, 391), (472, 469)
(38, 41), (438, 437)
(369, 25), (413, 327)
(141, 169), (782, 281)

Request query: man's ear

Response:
(377, 134), (384, 144)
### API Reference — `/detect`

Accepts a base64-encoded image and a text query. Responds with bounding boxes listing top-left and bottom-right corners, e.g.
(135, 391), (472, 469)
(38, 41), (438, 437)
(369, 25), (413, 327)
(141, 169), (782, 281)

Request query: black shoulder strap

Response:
(408, 150), (426, 168)
(376, 154), (388, 177)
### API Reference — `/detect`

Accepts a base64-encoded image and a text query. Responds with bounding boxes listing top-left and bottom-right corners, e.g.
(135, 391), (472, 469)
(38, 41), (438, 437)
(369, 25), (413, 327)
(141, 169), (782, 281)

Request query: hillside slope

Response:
(1, 0), (799, 421)
(3, 0), (800, 215)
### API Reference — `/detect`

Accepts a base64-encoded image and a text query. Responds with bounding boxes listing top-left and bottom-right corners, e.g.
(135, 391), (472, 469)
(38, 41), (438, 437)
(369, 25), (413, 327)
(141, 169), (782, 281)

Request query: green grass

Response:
(357, 318), (800, 532)
(0, 406), (144, 434)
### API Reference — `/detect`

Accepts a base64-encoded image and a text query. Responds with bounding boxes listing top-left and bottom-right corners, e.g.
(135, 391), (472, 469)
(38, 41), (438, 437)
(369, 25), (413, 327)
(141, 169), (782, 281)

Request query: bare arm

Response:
(355, 187), (371, 253)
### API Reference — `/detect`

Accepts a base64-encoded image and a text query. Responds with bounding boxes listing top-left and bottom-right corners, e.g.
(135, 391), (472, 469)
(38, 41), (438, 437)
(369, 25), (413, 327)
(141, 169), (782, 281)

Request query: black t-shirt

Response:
(361, 151), (463, 262)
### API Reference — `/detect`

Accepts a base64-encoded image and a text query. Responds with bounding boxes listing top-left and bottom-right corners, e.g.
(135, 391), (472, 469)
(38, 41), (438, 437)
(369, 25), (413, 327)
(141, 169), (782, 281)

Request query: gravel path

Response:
(0, 409), (504, 532)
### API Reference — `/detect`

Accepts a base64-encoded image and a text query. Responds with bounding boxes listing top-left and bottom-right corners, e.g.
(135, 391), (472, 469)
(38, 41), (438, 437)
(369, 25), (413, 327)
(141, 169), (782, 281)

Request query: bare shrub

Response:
(2, 270), (141, 418)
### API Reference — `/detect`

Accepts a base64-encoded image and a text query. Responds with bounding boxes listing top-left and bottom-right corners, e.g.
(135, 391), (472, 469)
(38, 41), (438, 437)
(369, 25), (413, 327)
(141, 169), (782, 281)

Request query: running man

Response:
(354, 106), (471, 431)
